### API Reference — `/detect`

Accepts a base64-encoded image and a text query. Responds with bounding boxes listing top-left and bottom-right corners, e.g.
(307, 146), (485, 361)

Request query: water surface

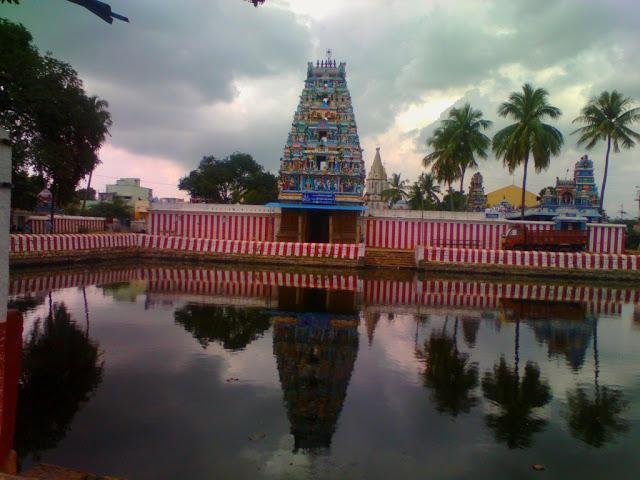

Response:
(7, 264), (640, 479)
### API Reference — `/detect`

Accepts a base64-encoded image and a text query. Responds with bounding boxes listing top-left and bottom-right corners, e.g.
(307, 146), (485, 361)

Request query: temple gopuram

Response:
(269, 52), (365, 243)
(509, 155), (602, 222)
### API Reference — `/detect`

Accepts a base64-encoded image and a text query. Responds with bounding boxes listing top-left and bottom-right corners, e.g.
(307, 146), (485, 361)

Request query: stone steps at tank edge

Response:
(365, 248), (416, 268)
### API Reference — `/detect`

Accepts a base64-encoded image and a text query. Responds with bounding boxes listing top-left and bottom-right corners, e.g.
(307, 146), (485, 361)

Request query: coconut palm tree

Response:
(417, 172), (441, 205)
(431, 103), (493, 192)
(572, 90), (640, 210)
(565, 316), (629, 447)
(492, 83), (563, 219)
(382, 172), (408, 207)
(423, 143), (460, 211)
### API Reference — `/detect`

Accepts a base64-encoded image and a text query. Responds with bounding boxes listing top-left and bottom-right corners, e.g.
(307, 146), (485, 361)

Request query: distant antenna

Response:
(618, 204), (627, 219)
(326, 49), (333, 61)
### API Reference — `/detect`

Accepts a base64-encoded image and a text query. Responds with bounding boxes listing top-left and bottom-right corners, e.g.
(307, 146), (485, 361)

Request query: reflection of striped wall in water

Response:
(10, 267), (637, 317)
(419, 246), (639, 270)
(10, 268), (358, 296)
(366, 218), (626, 253)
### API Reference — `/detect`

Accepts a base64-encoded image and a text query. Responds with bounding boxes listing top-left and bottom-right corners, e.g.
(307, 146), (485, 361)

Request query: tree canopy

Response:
(572, 90), (640, 210)
(178, 153), (278, 204)
(492, 83), (563, 219)
(0, 18), (112, 215)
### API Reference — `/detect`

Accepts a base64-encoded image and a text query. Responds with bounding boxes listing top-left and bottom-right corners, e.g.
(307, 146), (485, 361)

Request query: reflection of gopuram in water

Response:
(273, 287), (359, 453)
(499, 298), (594, 371)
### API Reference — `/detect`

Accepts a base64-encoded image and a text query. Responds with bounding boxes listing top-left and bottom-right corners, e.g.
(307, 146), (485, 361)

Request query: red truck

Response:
(501, 217), (589, 251)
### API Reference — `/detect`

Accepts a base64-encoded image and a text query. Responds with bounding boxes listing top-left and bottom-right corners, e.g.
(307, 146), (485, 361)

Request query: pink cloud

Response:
(86, 144), (189, 200)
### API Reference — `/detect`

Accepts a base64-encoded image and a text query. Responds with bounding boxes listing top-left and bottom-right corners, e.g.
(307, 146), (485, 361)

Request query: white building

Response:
(364, 147), (389, 210)
(99, 178), (153, 221)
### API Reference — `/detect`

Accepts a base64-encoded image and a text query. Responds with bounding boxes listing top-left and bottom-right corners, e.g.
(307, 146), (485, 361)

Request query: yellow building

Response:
(486, 185), (538, 209)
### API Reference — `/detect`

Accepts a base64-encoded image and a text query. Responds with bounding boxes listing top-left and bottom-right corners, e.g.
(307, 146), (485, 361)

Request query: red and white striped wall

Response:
(28, 215), (105, 234)
(139, 235), (362, 260)
(10, 233), (363, 262)
(417, 246), (639, 271)
(148, 211), (274, 241)
(365, 217), (625, 254)
(10, 233), (138, 254)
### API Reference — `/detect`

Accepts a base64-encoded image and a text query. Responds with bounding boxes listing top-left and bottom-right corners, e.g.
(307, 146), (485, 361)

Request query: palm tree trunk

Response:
(515, 316), (520, 379)
(459, 169), (465, 193)
(448, 182), (453, 211)
(49, 184), (55, 233)
(599, 136), (611, 212)
(82, 169), (93, 213)
(82, 285), (90, 339)
(520, 154), (529, 220)
(593, 316), (599, 399)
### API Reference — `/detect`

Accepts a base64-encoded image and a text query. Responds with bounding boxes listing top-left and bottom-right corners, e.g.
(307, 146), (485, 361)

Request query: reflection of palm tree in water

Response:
(15, 300), (104, 460)
(416, 316), (479, 417)
(565, 317), (629, 447)
(481, 314), (552, 449)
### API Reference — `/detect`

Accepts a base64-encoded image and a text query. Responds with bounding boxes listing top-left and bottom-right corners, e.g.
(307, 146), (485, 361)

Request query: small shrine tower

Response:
(271, 52), (365, 243)
(365, 147), (389, 210)
(466, 172), (487, 212)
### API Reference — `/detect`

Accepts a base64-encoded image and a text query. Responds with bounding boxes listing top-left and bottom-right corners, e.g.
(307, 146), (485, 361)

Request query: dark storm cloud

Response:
(3, 0), (312, 170)
(2, 0), (639, 205)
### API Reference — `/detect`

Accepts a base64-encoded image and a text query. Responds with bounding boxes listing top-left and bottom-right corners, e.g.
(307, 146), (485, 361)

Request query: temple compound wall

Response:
(147, 203), (626, 254)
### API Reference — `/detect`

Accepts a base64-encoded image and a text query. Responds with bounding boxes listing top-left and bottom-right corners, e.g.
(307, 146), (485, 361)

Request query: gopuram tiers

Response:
(271, 53), (366, 243)
(278, 56), (365, 204)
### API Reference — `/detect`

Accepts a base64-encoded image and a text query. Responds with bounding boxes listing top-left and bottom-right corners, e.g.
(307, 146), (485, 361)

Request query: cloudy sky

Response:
(3, 0), (640, 215)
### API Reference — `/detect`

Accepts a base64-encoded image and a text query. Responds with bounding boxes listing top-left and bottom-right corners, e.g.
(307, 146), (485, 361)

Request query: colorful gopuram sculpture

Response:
(466, 172), (487, 212)
(278, 54), (365, 205)
(515, 155), (602, 222)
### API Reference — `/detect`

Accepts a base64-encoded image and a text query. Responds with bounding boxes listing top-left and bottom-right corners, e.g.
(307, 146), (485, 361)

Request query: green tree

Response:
(425, 104), (492, 193)
(382, 172), (408, 207)
(76, 187), (97, 201)
(179, 153), (277, 204)
(0, 19), (112, 226)
(492, 83), (563, 219)
(409, 172), (441, 210)
(87, 197), (132, 221)
(439, 190), (467, 212)
(416, 317), (479, 417)
(572, 90), (640, 210)
(423, 136), (461, 211)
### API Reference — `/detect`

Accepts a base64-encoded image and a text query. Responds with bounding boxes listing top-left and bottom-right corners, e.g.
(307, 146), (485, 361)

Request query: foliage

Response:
(492, 83), (563, 219)
(11, 170), (46, 211)
(572, 90), (640, 210)
(417, 321), (479, 417)
(538, 186), (556, 198)
(178, 153), (278, 204)
(381, 172), (408, 206)
(174, 303), (271, 351)
(76, 187), (97, 201)
(424, 103), (492, 193)
(439, 190), (467, 212)
(408, 172), (441, 210)
(0, 18), (112, 220)
(482, 358), (552, 449)
(87, 196), (133, 221)
(16, 302), (103, 459)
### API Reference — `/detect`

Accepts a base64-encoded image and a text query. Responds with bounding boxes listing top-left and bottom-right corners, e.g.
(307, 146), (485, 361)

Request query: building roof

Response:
(368, 147), (387, 181)
(486, 185), (538, 208)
